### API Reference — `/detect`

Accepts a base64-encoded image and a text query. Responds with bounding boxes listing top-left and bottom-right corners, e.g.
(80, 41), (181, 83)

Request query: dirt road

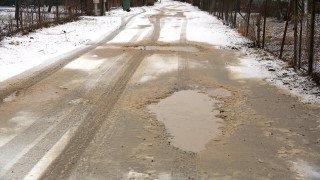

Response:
(0, 1), (319, 180)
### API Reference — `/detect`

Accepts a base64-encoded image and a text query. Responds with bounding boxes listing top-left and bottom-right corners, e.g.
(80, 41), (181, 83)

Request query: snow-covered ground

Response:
(231, 48), (320, 104)
(0, 7), (142, 82)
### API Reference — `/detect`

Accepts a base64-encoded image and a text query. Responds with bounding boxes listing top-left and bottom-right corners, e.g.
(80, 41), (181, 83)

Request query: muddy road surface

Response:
(1, 1), (320, 180)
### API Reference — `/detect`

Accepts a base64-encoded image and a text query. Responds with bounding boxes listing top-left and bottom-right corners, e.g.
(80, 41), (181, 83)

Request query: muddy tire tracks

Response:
(0, 52), (128, 179)
(177, 53), (190, 90)
(40, 51), (147, 179)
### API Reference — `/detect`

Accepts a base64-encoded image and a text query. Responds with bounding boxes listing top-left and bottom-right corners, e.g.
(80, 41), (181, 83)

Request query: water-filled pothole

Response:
(148, 90), (225, 153)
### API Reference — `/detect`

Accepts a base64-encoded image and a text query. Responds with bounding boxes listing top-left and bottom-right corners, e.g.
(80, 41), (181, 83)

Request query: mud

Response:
(130, 45), (200, 52)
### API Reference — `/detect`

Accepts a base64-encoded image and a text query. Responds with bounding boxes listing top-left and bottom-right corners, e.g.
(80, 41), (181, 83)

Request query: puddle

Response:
(148, 90), (224, 153)
(130, 46), (200, 52)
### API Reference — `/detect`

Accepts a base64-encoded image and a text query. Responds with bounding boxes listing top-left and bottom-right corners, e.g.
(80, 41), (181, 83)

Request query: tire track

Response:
(39, 51), (147, 180)
(178, 52), (190, 90)
(0, 52), (127, 180)
(180, 19), (188, 44)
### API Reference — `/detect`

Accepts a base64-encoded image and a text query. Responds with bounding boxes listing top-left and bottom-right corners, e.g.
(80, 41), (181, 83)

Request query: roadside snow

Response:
(185, 10), (249, 48)
(229, 48), (320, 104)
(227, 56), (272, 79)
(0, 8), (142, 82)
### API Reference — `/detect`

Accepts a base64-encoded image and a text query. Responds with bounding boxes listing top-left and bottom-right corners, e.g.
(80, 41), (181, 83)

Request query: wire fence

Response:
(184, 0), (320, 81)
(0, 0), (86, 40)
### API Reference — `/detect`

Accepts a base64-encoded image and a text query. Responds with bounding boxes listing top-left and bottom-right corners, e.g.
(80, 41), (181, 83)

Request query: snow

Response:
(227, 56), (272, 79)
(229, 48), (320, 104)
(159, 17), (182, 42)
(139, 54), (178, 83)
(185, 10), (249, 48)
(126, 170), (149, 179)
(108, 12), (153, 43)
(64, 57), (104, 71)
(291, 160), (320, 180)
(0, 8), (142, 82)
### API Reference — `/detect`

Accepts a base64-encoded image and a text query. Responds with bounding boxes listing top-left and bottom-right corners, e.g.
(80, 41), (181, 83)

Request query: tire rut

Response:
(180, 19), (188, 44)
(177, 53), (190, 90)
(40, 51), (147, 180)
(0, 52), (127, 179)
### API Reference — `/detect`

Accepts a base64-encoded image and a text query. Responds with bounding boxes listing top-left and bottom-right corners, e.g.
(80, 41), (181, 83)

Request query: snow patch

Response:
(0, 111), (35, 147)
(64, 58), (104, 71)
(3, 91), (19, 102)
(139, 54), (178, 83)
(159, 17), (183, 42)
(156, 172), (172, 180)
(291, 160), (320, 180)
(234, 48), (320, 104)
(185, 10), (249, 48)
(126, 170), (149, 179)
(227, 56), (271, 79)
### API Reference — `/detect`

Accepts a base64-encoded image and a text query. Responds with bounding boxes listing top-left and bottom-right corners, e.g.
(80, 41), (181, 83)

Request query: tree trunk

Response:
(257, 13), (262, 48)
(56, 0), (59, 21)
(48, 0), (53, 12)
(262, 0), (268, 48)
(308, 0), (315, 74)
(246, 0), (253, 35)
(38, 0), (42, 24)
(15, 0), (20, 29)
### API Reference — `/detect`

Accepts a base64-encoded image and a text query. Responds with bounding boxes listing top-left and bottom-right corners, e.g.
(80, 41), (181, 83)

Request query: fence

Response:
(184, 0), (320, 80)
(0, 1), (85, 40)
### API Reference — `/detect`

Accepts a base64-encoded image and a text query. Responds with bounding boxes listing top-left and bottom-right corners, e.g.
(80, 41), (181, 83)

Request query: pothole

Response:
(148, 90), (225, 153)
